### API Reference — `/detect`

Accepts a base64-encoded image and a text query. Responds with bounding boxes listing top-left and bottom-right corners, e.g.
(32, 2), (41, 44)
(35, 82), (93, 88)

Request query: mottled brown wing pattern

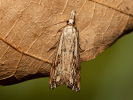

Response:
(49, 25), (80, 92)
(49, 30), (64, 87)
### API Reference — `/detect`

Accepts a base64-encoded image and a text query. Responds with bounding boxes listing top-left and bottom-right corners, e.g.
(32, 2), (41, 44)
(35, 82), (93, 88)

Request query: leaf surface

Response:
(0, 0), (133, 85)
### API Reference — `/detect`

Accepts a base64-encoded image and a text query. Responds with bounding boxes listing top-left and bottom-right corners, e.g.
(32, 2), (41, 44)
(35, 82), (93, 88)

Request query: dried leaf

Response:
(0, 0), (133, 85)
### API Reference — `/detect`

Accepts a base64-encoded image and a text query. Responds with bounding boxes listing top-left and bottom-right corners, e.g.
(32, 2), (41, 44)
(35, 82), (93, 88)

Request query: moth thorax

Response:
(68, 19), (74, 25)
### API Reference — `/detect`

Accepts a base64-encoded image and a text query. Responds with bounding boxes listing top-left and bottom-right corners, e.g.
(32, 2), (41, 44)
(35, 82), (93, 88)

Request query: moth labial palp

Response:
(49, 9), (81, 92)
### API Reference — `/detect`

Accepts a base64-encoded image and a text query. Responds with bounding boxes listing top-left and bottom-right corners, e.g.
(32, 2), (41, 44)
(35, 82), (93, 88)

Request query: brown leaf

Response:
(0, 0), (133, 85)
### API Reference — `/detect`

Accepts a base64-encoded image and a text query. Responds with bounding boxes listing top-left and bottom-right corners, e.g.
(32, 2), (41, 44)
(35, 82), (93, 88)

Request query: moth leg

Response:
(47, 41), (58, 52)
(79, 44), (85, 52)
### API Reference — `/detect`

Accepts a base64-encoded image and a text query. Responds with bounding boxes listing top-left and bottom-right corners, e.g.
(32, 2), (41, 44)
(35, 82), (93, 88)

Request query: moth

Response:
(49, 10), (81, 92)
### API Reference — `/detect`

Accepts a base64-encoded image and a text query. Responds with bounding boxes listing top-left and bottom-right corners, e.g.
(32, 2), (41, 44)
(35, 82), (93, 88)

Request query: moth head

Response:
(67, 9), (76, 25)
(67, 19), (75, 25)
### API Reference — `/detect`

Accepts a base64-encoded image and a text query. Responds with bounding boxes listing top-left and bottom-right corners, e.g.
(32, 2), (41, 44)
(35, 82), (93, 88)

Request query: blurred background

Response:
(0, 32), (133, 100)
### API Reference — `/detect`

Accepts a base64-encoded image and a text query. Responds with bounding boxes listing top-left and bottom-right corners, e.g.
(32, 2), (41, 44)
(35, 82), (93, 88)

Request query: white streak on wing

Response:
(62, 29), (66, 74)
(68, 35), (72, 72)
(74, 30), (78, 67)
(74, 31), (78, 57)
(58, 33), (64, 55)
(69, 26), (73, 72)
(56, 32), (64, 71)
(63, 38), (64, 74)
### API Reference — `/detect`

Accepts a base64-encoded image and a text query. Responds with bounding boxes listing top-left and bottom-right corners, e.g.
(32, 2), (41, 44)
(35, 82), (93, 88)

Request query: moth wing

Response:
(49, 26), (80, 92)
(74, 30), (80, 91)
(49, 30), (64, 89)
(65, 29), (80, 92)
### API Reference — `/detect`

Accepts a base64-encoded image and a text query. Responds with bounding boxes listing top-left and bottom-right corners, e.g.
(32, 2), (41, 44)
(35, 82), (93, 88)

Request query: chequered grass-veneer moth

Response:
(49, 10), (81, 92)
